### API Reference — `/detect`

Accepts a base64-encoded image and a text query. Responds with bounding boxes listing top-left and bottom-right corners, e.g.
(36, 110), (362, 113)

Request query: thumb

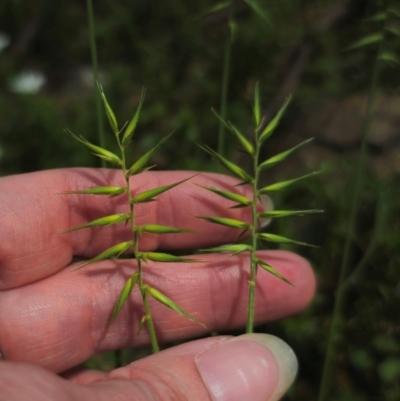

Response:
(99, 334), (298, 401)
(0, 334), (297, 401)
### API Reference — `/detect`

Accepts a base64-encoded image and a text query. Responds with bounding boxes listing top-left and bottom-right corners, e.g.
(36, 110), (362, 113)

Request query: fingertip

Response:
(256, 250), (316, 319)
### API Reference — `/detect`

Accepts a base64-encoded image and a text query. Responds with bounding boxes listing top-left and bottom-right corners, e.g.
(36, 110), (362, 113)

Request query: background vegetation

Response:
(1, 0), (399, 400)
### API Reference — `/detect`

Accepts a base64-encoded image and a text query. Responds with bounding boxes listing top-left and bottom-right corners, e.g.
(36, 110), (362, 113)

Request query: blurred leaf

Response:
(197, 215), (250, 229)
(62, 186), (126, 196)
(137, 224), (193, 234)
(388, 6), (400, 17)
(374, 335), (400, 353)
(108, 273), (138, 328)
(243, 0), (272, 26)
(258, 138), (313, 171)
(385, 25), (400, 36)
(195, 2), (231, 19)
(228, 122), (254, 156)
(122, 88), (146, 147)
(253, 81), (261, 128)
(146, 286), (205, 327)
(200, 244), (252, 255)
(259, 171), (319, 193)
(259, 95), (291, 144)
(378, 358), (400, 383)
(211, 109), (254, 155)
(344, 33), (383, 51)
(199, 145), (253, 182)
(132, 176), (194, 203)
(257, 233), (318, 247)
(258, 209), (324, 219)
(257, 259), (292, 285)
(350, 349), (374, 370)
(363, 12), (387, 22)
(379, 50), (400, 64)
(97, 83), (118, 135)
(140, 252), (200, 263)
(126, 132), (173, 177)
(66, 129), (122, 165)
(75, 241), (134, 270)
(195, 184), (251, 206)
(64, 213), (131, 232)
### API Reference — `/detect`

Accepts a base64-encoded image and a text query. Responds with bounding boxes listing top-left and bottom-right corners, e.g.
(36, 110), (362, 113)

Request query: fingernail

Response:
(259, 194), (274, 228)
(196, 334), (297, 401)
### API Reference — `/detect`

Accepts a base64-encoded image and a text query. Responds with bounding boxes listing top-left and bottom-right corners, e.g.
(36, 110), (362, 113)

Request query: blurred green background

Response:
(1, 0), (399, 400)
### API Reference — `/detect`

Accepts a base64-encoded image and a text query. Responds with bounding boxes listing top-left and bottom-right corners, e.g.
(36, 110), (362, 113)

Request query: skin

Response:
(0, 168), (316, 401)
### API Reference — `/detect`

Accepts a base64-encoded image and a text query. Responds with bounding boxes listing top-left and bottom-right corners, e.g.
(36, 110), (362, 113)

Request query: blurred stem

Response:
(86, 0), (105, 168)
(246, 128), (260, 333)
(218, 0), (234, 157)
(342, 188), (386, 291)
(317, 14), (386, 401)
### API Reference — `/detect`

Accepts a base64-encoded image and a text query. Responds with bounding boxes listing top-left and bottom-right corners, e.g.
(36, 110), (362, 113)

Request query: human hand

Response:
(0, 169), (315, 401)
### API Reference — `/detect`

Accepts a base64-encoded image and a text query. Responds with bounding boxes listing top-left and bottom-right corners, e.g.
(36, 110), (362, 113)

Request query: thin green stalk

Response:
(117, 136), (160, 353)
(317, 18), (385, 401)
(218, 0), (234, 157)
(246, 132), (260, 333)
(86, 0), (105, 167)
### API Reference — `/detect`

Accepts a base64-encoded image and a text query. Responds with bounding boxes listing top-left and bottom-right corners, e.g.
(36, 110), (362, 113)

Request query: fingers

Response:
(0, 168), (263, 290)
(0, 334), (298, 401)
(0, 250), (315, 372)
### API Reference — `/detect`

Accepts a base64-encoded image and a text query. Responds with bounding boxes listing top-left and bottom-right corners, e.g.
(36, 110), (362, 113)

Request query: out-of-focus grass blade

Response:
(253, 81), (261, 128)
(258, 233), (318, 247)
(228, 123), (254, 156)
(195, 184), (252, 206)
(62, 186), (126, 196)
(75, 240), (134, 270)
(258, 209), (324, 219)
(97, 83), (118, 135)
(199, 145), (253, 182)
(137, 224), (193, 234)
(200, 244), (251, 255)
(66, 129), (122, 165)
(127, 132), (173, 177)
(243, 0), (272, 26)
(363, 12), (387, 22)
(146, 286), (205, 327)
(259, 171), (319, 193)
(379, 50), (400, 64)
(122, 88), (146, 147)
(344, 33), (383, 51)
(257, 259), (292, 285)
(210, 109), (254, 155)
(132, 175), (195, 203)
(386, 25), (400, 36)
(197, 215), (250, 229)
(140, 252), (200, 263)
(64, 213), (131, 233)
(195, 2), (231, 20)
(259, 95), (291, 144)
(388, 7), (400, 18)
(107, 272), (138, 329)
(258, 138), (313, 171)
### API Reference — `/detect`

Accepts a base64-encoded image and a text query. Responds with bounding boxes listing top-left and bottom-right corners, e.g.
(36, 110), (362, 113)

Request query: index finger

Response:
(0, 168), (265, 290)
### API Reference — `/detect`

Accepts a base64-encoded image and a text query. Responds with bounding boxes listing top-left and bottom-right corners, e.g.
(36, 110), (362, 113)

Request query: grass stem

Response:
(246, 127), (260, 333)
(86, 0), (105, 167)
(218, 1), (234, 157)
